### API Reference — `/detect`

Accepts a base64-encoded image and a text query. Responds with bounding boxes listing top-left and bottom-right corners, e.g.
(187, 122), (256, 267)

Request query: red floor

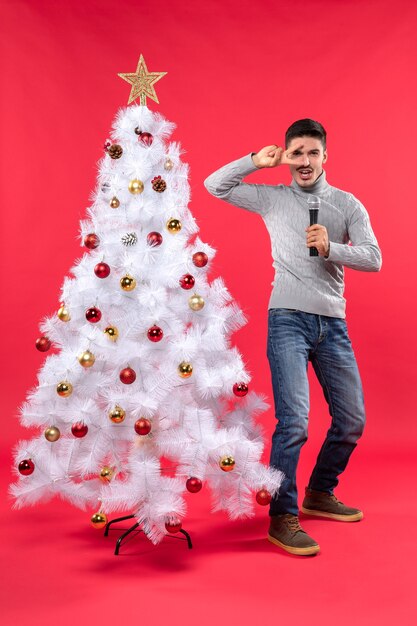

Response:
(2, 441), (415, 625)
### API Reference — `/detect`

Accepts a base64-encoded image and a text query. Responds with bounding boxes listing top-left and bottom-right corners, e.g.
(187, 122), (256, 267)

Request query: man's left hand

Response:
(305, 224), (330, 257)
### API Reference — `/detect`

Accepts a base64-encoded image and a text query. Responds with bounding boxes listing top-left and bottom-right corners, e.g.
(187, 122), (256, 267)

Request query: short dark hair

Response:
(285, 118), (327, 150)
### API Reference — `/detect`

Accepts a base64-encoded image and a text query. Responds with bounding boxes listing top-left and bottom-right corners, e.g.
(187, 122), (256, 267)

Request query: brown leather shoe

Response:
(268, 514), (320, 556)
(301, 488), (363, 522)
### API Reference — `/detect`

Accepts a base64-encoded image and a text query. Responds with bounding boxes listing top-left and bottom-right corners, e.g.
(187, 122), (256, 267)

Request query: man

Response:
(204, 119), (382, 556)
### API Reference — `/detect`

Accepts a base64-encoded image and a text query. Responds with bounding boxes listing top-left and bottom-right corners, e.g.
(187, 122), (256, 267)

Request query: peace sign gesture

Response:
(252, 144), (305, 169)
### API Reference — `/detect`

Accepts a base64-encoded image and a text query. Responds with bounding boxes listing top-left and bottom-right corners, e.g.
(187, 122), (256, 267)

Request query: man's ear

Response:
(322, 150), (328, 164)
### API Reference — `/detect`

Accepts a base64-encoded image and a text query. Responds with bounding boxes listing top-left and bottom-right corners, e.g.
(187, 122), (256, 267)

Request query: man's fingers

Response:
(285, 143), (304, 157)
(283, 143), (305, 163)
(270, 148), (284, 165)
(306, 224), (325, 231)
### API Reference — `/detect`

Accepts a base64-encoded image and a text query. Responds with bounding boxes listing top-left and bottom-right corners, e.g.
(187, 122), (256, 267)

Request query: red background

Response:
(1, 1), (416, 624)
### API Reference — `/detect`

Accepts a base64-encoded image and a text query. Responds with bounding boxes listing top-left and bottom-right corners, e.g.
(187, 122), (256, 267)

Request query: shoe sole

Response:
(301, 506), (363, 522)
(267, 533), (320, 556)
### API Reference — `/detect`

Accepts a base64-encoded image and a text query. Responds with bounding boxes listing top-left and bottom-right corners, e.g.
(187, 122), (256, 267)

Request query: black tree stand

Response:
(104, 514), (193, 555)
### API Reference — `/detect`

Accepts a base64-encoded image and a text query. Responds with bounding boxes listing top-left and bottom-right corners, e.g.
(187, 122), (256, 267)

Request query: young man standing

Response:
(204, 119), (382, 556)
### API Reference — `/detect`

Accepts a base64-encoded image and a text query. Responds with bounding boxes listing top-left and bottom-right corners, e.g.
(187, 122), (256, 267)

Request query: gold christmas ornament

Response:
(220, 455), (235, 472)
(178, 361), (193, 378)
(57, 303), (70, 322)
(118, 54), (167, 106)
(109, 405), (126, 423)
(44, 426), (61, 442)
(57, 381), (73, 397)
(166, 218), (182, 233)
(110, 196), (120, 208)
(128, 179), (144, 194)
(188, 294), (205, 311)
(164, 157), (174, 171)
(104, 326), (119, 341)
(120, 274), (137, 291)
(90, 512), (107, 529)
(99, 466), (114, 483)
(78, 350), (95, 368)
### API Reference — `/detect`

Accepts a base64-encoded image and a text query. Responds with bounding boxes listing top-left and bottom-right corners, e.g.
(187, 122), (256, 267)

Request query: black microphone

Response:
(307, 196), (320, 257)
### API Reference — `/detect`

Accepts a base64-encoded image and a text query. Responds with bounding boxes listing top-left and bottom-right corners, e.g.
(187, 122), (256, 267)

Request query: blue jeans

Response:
(266, 308), (365, 516)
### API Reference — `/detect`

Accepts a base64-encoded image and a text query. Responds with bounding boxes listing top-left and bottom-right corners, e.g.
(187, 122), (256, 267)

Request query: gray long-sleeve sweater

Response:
(204, 154), (382, 319)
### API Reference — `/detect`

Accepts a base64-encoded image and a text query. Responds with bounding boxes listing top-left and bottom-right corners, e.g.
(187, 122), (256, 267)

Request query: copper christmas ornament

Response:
(99, 466), (114, 482)
(220, 455), (235, 472)
(90, 512), (107, 529)
(120, 275), (137, 291)
(109, 405), (125, 423)
(104, 326), (119, 341)
(166, 218), (182, 233)
(56, 381), (73, 397)
(178, 361), (193, 378)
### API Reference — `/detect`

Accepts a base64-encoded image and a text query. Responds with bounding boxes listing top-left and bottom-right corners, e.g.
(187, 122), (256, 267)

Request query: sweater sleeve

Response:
(325, 195), (382, 272)
(203, 153), (277, 217)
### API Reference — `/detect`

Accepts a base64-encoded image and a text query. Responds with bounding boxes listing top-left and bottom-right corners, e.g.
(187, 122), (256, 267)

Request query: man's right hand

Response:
(252, 144), (304, 168)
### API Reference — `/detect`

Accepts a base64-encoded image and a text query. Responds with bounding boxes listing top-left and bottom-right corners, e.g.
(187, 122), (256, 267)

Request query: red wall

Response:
(1, 0), (416, 454)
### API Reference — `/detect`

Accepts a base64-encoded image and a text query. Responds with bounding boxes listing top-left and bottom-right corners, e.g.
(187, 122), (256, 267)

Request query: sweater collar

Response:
(290, 169), (329, 196)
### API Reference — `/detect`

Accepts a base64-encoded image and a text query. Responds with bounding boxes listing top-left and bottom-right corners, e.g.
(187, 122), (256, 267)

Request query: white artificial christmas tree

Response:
(11, 56), (283, 546)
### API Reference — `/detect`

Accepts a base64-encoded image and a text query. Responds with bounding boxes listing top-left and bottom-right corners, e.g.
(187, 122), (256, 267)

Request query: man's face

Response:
(287, 135), (328, 187)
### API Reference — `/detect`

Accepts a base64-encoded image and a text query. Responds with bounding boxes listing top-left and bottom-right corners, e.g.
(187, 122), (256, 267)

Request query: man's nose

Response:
(302, 155), (310, 166)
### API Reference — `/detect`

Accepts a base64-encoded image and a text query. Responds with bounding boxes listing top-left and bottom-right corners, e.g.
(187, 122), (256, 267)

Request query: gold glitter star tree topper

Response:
(118, 55), (167, 106)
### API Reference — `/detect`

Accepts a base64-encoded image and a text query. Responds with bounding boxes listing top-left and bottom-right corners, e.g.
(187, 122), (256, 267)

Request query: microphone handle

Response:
(309, 208), (319, 256)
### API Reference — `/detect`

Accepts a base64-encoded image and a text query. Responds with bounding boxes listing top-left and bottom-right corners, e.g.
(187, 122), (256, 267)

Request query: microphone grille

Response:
(307, 195), (320, 209)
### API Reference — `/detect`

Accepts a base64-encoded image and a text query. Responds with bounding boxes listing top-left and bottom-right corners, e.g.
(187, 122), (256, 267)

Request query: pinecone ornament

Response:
(151, 176), (167, 192)
(121, 232), (138, 246)
(108, 144), (123, 159)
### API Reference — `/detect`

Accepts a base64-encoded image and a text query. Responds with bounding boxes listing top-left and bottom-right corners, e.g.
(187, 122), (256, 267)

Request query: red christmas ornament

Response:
(36, 336), (51, 352)
(186, 477), (203, 493)
(179, 274), (195, 290)
(84, 233), (100, 249)
(120, 367), (136, 384)
(256, 489), (272, 506)
(138, 132), (153, 146)
(71, 422), (89, 438)
(134, 418), (152, 436)
(147, 325), (163, 342)
(192, 251), (208, 267)
(18, 459), (35, 475)
(233, 382), (249, 397)
(147, 231), (163, 247)
(94, 262), (111, 279)
(165, 518), (182, 534)
(104, 139), (111, 151)
(85, 307), (102, 323)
